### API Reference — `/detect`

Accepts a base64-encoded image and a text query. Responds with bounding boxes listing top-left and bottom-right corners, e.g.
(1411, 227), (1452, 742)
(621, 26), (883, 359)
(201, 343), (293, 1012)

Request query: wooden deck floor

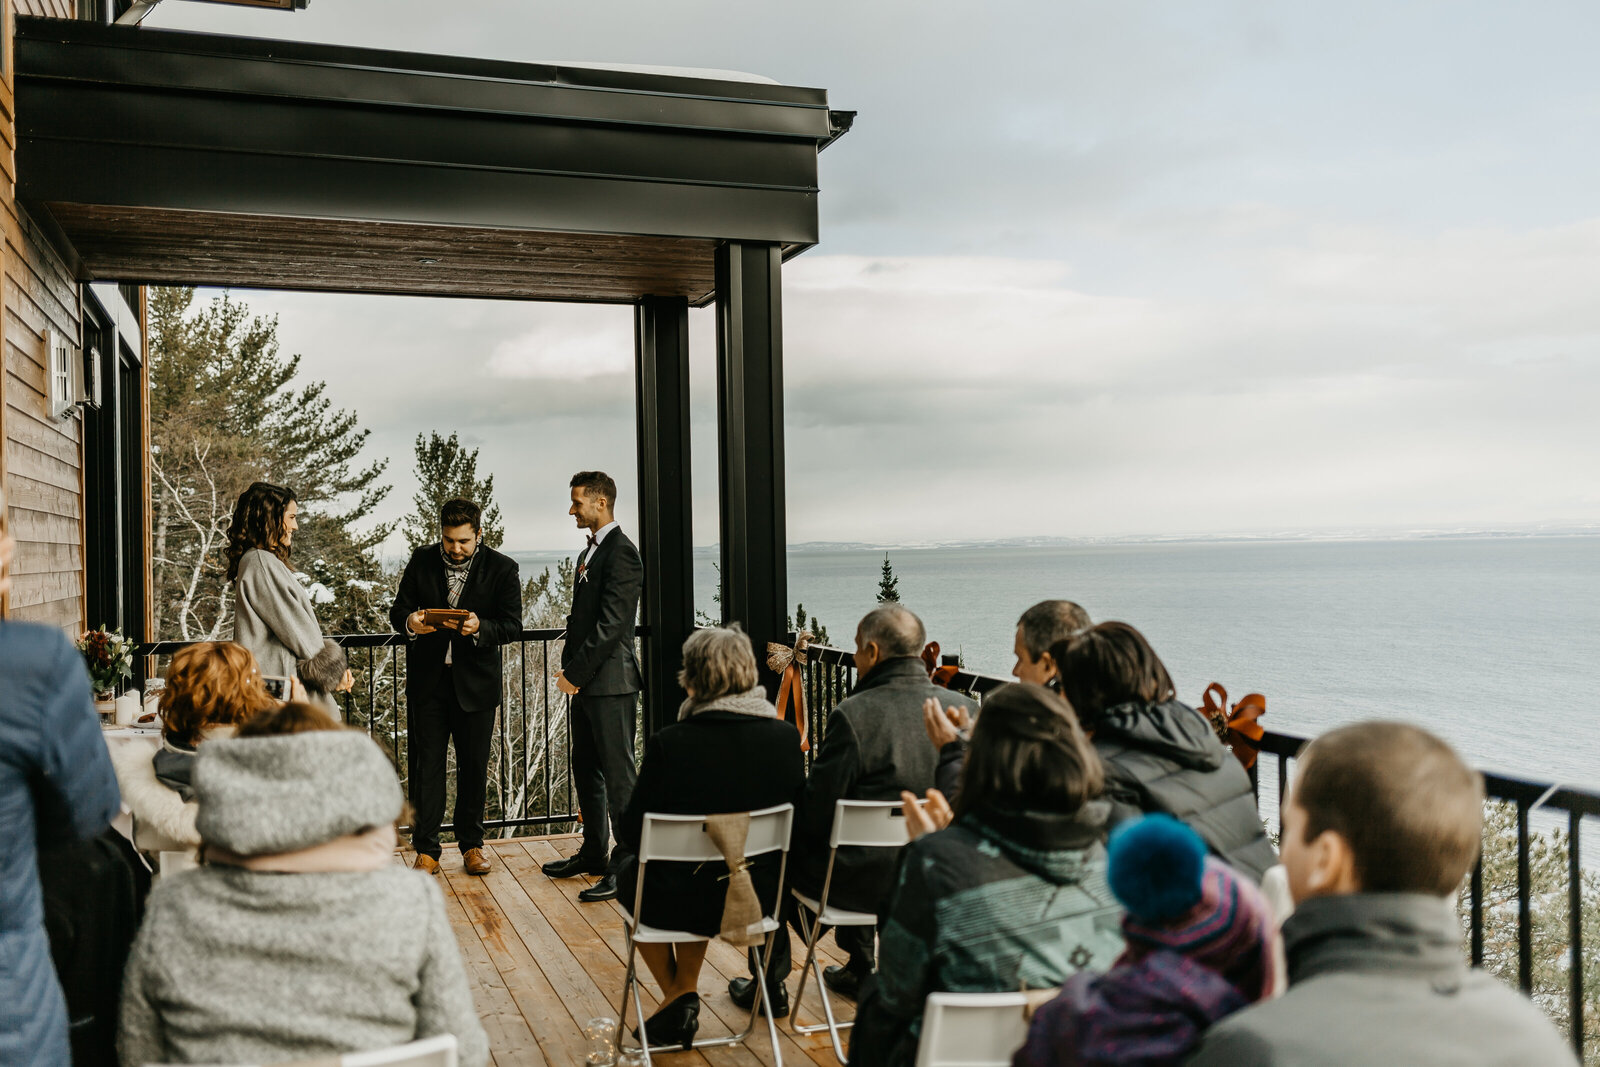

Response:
(419, 835), (858, 1067)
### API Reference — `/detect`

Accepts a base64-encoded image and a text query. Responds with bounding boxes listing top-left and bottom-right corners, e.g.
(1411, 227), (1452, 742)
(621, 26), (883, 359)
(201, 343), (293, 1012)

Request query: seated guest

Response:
(107, 641), (278, 850)
(1013, 599), (1092, 685)
(847, 683), (1124, 1067)
(117, 704), (489, 1067)
(1051, 622), (1277, 880)
(614, 626), (806, 1051)
(1189, 722), (1575, 1066)
(733, 603), (978, 1013)
(1014, 815), (1277, 1067)
(927, 599), (1091, 797)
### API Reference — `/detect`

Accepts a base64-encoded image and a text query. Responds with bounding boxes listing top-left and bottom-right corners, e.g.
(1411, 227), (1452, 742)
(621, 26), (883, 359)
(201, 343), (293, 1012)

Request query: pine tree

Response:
(404, 431), (505, 549)
(788, 603), (830, 646)
(1465, 803), (1600, 1060)
(148, 286), (391, 640)
(876, 553), (901, 603)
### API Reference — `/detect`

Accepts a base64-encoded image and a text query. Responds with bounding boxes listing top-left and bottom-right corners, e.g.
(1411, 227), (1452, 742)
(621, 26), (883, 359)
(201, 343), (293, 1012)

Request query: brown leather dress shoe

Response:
(463, 847), (491, 876)
(413, 854), (440, 875)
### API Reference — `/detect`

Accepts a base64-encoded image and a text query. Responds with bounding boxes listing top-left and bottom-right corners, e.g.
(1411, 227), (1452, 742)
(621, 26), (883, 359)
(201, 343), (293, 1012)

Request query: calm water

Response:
(514, 537), (1600, 791)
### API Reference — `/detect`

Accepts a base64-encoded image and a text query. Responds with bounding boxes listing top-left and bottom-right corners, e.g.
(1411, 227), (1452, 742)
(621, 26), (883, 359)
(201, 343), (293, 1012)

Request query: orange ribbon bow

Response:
(1200, 682), (1266, 771)
(920, 641), (961, 689)
(767, 633), (813, 753)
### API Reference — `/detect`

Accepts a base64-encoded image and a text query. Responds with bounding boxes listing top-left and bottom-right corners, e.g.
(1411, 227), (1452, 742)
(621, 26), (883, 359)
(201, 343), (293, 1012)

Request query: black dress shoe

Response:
(542, 853), (607, 879)
(822, 964), (863, 1001)
(632, 991), (701, 1051)
(728, 975), (789, 1018)
(577, 874), (618, 902)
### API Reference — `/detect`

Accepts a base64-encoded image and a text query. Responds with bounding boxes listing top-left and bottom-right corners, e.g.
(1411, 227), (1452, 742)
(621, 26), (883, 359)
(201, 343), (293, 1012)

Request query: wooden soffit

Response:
(13, 18), (852, 303)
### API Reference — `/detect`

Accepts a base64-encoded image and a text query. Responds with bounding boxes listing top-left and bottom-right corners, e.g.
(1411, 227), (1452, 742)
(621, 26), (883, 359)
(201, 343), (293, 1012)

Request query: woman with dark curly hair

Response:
(226, 482), (349, 708)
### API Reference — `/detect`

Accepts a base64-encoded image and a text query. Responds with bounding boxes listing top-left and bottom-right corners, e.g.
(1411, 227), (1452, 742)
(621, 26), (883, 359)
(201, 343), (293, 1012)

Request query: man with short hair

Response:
(1189, 721), (1575, 1066)
(731, 603), (977, 1015)
(390, 498), (522, 876)
(926, 599), (1091, 796)
(1012, 599), (1090, 685)
(541, 471), (644, 903)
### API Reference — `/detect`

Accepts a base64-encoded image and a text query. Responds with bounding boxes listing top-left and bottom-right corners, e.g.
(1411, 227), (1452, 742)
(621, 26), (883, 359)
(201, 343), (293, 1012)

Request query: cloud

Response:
(146, 0), (1600, 550)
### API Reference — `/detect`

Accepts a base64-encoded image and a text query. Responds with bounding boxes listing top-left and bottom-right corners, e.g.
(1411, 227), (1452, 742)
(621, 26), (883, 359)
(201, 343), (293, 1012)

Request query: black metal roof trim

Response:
(15, 18), (834, 140)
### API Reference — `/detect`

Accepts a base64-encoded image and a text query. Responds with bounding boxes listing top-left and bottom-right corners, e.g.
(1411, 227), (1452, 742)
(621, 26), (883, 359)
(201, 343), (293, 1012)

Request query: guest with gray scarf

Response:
(225, 482), (350, 709)
(117, 720), (488, 1066)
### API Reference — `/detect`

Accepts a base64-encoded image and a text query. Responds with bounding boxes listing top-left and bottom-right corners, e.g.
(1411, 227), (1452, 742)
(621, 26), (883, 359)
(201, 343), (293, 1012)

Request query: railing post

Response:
(1568, 811), (1583, 1060)
(1516, 800), (1532, 993)
(634, 295), (695, 732)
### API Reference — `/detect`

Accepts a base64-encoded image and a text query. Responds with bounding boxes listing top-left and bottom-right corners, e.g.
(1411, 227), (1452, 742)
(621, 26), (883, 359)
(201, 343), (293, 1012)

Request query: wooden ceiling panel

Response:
(45, 204), (720, 304)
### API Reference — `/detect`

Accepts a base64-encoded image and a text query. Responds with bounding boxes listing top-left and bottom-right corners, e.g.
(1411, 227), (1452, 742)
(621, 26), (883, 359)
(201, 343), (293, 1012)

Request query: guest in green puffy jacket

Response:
(847, 683), (1124, 1067)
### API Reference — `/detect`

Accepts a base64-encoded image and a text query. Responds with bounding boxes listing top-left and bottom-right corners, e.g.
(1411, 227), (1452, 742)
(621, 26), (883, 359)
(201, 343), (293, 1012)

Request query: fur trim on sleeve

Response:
(108, 738), (201, 848)
(297, 639), (349, 695)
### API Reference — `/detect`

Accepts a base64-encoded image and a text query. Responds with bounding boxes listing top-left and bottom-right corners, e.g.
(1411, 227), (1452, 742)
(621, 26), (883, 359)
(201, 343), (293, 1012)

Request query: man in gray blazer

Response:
(542, 471), (643, 902)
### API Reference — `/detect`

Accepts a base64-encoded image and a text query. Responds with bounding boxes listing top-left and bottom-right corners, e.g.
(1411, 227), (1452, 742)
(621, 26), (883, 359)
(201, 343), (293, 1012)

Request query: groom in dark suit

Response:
(541, 471), (644, 902)
(390, 497), (522, 877)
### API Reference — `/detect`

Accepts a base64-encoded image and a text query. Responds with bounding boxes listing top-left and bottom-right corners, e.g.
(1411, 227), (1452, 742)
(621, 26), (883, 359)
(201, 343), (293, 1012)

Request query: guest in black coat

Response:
(389, 497), (522, 876)
(1052, 622), (1278, 881)
(614, 625), (806, 1051)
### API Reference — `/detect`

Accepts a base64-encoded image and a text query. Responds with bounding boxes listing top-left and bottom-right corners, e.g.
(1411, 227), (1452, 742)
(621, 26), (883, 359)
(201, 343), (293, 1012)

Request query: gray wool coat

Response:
(231, 548), (344, 705)
(1187, 893), (1576, 1067)
(118, 730), (486, 1065)
(118, 866), (488, 1067)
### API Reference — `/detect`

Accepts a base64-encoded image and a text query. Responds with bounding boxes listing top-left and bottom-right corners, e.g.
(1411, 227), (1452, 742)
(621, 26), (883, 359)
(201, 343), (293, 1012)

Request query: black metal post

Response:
(1569, 812), (1583, 1060)
(1516, 800), (1533, 993)
(714, 241), (788, 690)
(634, 295), (696, 733)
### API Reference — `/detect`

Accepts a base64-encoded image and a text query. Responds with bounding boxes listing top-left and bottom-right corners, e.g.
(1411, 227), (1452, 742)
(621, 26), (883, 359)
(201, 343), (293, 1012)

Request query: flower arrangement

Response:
(77, 627), (134, 695)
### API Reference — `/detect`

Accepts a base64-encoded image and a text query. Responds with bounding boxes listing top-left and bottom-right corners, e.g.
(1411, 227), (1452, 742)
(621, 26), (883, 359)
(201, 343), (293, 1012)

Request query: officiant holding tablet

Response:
(390, 498), (522, 876)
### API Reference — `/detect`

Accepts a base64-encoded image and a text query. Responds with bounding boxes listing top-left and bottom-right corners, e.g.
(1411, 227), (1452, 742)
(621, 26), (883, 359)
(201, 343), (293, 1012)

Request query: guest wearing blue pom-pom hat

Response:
(1014, 815), (1278, 1067)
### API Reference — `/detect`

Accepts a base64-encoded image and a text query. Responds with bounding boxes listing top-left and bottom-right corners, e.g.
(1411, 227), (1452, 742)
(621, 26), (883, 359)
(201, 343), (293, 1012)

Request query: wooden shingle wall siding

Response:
(2, 0), (86, 630)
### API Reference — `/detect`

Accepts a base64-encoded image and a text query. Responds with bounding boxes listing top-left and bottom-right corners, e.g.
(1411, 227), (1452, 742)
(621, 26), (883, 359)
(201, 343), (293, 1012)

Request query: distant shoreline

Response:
(497, 526), (1600, 559)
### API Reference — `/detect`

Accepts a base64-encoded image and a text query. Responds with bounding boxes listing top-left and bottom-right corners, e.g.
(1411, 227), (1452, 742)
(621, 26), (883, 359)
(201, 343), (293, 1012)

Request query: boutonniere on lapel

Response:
(577, 561), (591, 584)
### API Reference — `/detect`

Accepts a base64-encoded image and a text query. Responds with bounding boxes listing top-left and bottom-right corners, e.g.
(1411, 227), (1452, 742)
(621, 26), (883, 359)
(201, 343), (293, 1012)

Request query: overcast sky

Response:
(146, 1), (1600, 553)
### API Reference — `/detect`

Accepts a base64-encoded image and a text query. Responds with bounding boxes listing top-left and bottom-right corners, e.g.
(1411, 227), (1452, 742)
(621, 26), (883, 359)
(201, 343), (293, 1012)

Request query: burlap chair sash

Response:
(705, 811), (765, 948)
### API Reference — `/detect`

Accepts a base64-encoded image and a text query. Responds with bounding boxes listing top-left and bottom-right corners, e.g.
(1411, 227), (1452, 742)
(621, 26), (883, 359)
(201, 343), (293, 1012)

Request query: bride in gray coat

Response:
(225, 481), (349, 706)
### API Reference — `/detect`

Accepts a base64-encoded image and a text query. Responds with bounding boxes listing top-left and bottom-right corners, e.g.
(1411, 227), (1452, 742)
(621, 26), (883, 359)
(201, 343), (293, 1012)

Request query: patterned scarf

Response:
(441, 545), (474, 607)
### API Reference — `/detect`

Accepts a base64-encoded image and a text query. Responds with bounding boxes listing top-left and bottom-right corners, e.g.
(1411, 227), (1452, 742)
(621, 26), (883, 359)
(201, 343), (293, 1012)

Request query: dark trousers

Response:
(570, 691), (639, 874)
(751, 897), (878, 981)
(409, 674), (496, 858)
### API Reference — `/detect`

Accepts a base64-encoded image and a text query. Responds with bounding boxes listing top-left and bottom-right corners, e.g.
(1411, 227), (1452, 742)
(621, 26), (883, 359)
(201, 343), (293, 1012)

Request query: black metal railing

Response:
(138, 626), (650, 837)
(795, 641), (1597, 1060)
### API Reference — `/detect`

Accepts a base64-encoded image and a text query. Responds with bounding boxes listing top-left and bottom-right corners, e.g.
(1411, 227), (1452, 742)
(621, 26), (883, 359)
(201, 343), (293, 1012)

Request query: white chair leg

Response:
(814, 944), (849, 1064)
(753, 936), (785, 1067)
(790, 904), (821, 1026)
(630, 968), (654, 1066)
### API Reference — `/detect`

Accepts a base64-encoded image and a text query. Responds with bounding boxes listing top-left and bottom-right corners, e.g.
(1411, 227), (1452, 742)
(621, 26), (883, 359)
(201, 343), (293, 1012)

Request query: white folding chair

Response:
(913, 991), (1048, 1067)
(152, 1031), (458, 1067)
(615, 803), (795, 1066)
(789, 798), (917, 1063)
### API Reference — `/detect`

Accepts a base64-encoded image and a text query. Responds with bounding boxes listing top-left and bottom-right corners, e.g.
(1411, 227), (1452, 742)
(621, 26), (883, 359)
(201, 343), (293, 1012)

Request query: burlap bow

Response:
(704, 812), (765, 948)
(1200, 682), (1266, 770)
(767, 631), (813, 752)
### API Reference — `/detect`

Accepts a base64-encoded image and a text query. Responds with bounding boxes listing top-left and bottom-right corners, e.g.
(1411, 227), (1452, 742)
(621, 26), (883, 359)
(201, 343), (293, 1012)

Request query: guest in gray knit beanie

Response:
(118, 712), (488, 1066)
